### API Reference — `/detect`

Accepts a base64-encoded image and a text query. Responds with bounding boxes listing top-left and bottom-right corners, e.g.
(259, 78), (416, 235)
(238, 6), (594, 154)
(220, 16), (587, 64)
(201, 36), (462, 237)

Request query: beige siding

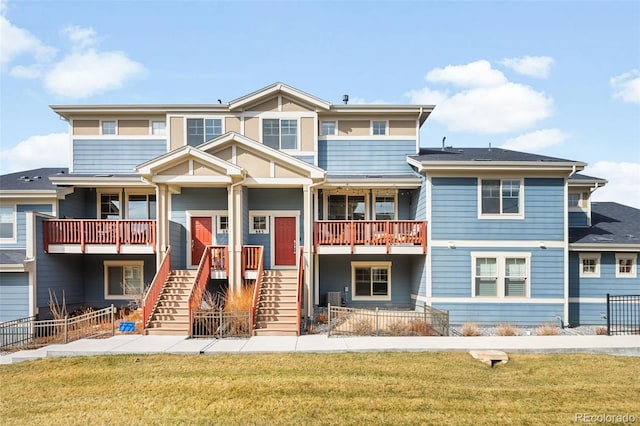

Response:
(159, 161), (189, 176)
(170, 117), (184, 149)
(225, 116), (241, 133)
(389, 120), (416, 136)
(236, 148), (271, 177)
(211, 146), (233, 163)
(73, 120), (99, 135)
(119, 120), (149, 136)
(282, 97), (313, 112)
(193, 161), (224, 176)
(250, 98), (278, 112)
(338, 120), (369, 136)
(274, 163), (305, 178)
(300, 117), (315, 151)
(244, 117), (259, 141)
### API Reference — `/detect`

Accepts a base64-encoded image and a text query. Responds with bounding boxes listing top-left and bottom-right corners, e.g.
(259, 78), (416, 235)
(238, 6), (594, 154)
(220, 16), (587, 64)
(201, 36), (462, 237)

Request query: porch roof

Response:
(323, 173), (422, 188)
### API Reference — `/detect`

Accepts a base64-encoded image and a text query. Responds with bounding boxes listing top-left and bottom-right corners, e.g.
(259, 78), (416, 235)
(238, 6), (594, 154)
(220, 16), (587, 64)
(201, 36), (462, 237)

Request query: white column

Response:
(303, 185), (313, 315)
(228, 183), (243, 293)
(157, 184), (169, 269)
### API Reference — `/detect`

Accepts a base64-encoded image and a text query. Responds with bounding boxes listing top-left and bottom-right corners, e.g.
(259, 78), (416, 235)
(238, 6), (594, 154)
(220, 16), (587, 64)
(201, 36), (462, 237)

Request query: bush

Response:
(595, 326), (608, 335)
(315, 313), (328, 325)
(352, 319), (374, 336)
(496, 323), (518, 336)
(387, 321), (411, 336)
(461, 322), (481, 336)
(408, 319), (438, 336)
(535, 323), (561, 336)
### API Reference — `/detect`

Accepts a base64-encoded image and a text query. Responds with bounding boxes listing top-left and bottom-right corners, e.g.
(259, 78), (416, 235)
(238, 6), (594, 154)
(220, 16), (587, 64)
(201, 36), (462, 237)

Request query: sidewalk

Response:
(2, 334), (639, 364)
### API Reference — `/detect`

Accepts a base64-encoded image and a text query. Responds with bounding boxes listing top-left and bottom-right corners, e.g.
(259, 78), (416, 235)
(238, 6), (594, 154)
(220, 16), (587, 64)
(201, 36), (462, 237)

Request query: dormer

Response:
(568, 174), (608, 227)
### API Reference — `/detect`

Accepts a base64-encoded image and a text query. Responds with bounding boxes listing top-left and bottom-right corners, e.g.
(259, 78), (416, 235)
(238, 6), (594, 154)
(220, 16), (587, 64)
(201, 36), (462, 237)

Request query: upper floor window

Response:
(127, 194), (156, 220)
(100, 193), (121, 219)
(102, 121), (116, 135)
(372, 121), (387, 135)
(187, 118), (222, 146)
(0, 205), (16, 242)
(480, 179), (521, 217)
(579, 253), (601, 278)
(151, 121), (166, 136)
(616, 254), (637, 278)
(328, 194), (365, 220)
(263, 119), (297, 150)
(374, 195), (396, 220)
(321, 121), (336, 136)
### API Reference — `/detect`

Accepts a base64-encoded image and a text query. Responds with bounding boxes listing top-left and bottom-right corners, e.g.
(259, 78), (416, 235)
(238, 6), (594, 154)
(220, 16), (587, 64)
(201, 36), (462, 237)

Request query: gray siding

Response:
(8, 204), (53, 249)
(73, 139), (166, 174)
(0, 272), (30, 322)
(318, 140), (416, 174)
(569, 211), (589, 227)
(432, 302), (564, 326)
(59, 188), (94, 219)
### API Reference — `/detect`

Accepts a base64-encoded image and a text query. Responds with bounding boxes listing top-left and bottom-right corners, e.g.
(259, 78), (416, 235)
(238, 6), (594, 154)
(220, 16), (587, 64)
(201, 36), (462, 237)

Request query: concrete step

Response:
(151, 313), (190, 322)
(257, 311), (298, 320)
(145, 328), (189, 336)
(253, 329), (299, 336)
(254, 321), (298, 331)
(258, 301), (297, 309)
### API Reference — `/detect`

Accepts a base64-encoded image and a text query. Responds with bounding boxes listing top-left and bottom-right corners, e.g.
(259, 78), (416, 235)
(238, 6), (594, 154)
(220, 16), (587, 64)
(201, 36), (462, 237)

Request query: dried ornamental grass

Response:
(535, 323), (561, 336)
(496, 323), (518, 336)
(461, 322), (481, 336)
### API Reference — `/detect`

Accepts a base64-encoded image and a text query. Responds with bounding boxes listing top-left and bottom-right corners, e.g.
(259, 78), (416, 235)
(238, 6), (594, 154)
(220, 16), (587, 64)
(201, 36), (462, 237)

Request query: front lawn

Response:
(1, 352), (638, 425)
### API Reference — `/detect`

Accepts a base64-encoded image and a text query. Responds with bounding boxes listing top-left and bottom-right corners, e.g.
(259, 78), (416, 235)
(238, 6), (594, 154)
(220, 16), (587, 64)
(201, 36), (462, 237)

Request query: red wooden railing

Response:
(314, 220), (427, 254)
(296, 246), (304, 336)
(44, 219), (156, 253)
(249, 246), (265, 334)
(188, 245), (214, 336)
(241, 245), (262, 277)
(211, 245), (229, 275)
(142, 246), (171, 329)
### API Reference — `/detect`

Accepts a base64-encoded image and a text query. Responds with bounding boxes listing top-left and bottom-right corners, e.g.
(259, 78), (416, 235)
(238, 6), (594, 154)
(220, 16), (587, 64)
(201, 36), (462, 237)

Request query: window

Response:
(186, 118), (222, 146)
(372, 121), (387, 135)
(472, 253), (530, 297)
(616, 254), (637, 278)
(217, 215), (229, 234)
(568, 193), (581, 209)
(321, 121), (336, 136)
(480, 179), (521, 216)
(250, 212), (269, 234)
(127, 194), (156, 220)
(374, 195), (396, 220)
(99, 193), (121, 219)
(327, 194), (365, 220)
(579, 253), (601, 278)
(263, 119), (298, 150)
(102, 121), (116, 135)
(0, 205), (15, 241)
(104, 261), (143, 299)
(352, 262), (391, 301)
(152, 121), (166, 135)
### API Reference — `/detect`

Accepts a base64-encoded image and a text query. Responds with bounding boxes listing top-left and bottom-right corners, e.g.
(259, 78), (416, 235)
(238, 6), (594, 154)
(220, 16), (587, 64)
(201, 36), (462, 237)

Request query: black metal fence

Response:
(192, 310), (252, 338)
(606, 294), (640, 335)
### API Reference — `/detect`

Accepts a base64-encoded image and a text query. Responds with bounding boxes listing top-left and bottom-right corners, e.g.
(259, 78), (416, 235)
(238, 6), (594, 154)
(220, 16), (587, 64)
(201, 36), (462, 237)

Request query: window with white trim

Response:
(263, 119), (298, 150)
(616, 253), (637, 278)
(579, 253), (601, 278)
(374, 194), (396, 220)
(351, 262), (391, 301)
(249, 212), (269, 234)
(472, 253), (530, 297)
(480, 179), (522, 217)
(99, 192), (121, 219)
(372, 121), (387, 135)
(127, 193), (156, 220)
(186, 118), (222, 146)
(104, 261), (143, 299)
(217, 215), (229, 234)
(327, 194), (366, 220)
(320, 121), (336, 136)
(151, 121), (166, 136)
(0, 205), (16, 242)
(102, 121), (116, 135)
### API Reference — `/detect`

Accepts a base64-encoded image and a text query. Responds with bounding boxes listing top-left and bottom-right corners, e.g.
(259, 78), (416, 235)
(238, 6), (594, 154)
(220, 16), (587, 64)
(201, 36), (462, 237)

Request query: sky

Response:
(1, 0), (639, 207)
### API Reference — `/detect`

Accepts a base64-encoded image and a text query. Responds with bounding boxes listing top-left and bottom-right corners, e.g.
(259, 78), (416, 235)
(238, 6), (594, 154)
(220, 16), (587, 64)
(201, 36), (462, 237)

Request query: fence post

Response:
(375, 307), (379, 336)
(64, 315), (68, 344)
(111, 304), (115, 337)
(327, 304), (331, 337)
(606, 293), (611, 336)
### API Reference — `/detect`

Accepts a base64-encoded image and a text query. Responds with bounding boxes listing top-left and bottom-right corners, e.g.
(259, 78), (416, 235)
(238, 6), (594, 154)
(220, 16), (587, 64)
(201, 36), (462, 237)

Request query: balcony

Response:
(314, 220), (427, 255)
(44, 219), (156, 254)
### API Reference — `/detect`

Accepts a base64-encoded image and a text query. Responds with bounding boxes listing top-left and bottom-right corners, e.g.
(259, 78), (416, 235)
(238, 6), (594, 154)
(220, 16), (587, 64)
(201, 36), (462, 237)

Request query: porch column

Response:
(156, 184), (169, 269)
(228, 183), (243, 293)
(303, 185), (313, 316)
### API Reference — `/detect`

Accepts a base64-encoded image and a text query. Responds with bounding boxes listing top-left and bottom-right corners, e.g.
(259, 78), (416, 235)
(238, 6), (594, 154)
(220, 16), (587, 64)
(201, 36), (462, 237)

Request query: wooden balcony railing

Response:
(44, 219), (156, 253)
(314, 220), (427, 254)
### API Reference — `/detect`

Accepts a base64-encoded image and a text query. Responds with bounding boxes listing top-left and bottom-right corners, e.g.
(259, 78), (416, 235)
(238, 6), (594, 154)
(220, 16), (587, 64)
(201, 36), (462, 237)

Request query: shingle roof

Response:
(569, 173), (607, 184)
(0, 168), (68, 191)
(0, 249), (26, 265)
(570, 202), (640, 246)
(410, 147), (578, 163)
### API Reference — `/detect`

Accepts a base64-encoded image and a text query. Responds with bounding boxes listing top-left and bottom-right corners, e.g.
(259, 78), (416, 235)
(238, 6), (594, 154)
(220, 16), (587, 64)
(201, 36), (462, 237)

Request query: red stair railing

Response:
(142, 246), (171, 329)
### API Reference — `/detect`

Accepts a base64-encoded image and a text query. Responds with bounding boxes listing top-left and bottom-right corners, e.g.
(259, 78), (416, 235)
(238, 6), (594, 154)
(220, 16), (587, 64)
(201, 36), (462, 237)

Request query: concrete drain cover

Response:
(469, 350), (509, 367)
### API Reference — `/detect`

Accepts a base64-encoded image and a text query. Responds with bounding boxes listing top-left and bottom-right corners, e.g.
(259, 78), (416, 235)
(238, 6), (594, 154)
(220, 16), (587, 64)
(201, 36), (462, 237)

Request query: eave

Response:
(569, 243), (640, 252)
(323, 176), (423, 188)
(228, 82), (331, 111)
(49, 176), (150, 187)
(50, 104), (229, 120)
(409, 159), (586, 174)
(329, 105), (434, 125)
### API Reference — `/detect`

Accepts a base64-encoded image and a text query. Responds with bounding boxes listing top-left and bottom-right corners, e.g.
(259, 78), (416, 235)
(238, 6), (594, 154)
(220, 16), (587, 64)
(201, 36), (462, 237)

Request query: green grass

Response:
(1, 352), (638, 425)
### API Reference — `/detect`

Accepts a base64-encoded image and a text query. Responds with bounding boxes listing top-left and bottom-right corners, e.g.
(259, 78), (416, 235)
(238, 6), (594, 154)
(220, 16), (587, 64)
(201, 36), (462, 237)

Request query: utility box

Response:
(327, 292), (342, 307)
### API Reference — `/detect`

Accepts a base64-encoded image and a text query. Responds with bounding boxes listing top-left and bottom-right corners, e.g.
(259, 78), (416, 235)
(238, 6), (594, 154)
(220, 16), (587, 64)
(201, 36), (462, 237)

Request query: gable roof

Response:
(408, 147), (586, 172)
(0, 168), (76, 199)
(228, 82), (332, 111)
(570, 202), (640, 249)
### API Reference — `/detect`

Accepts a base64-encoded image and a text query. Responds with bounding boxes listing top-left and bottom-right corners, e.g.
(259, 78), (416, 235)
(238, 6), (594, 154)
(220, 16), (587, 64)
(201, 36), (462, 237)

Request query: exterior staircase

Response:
(254, 269), (300, 336)
(145, 270), (196, 336)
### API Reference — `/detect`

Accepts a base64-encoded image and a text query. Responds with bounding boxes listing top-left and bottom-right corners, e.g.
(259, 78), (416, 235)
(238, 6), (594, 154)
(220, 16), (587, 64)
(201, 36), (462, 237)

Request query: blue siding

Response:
(318, 255), (419, 308)
(411, 256), (427, 302)
(569, 211), (588, 227)
(73, 139), (166, 174)
(431, 246), (564, 298)
(318, 139), (416, 174)
(0, 272), (30, 322)
(294, 155), (315, 165)
(432, 302), (564, 326)
(430, 177), (565, 241)
(412, 176), (426, 221)
(569, 302), (608, 326)
(169, 220), (185, 269)
(6, 204), (53, 249)
(59, 188), (94, 219)
(569, 252), (640, 298)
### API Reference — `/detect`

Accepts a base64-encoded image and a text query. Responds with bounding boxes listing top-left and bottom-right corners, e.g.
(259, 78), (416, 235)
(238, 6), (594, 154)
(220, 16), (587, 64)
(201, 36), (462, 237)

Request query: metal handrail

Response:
(142, 246), (171, 329)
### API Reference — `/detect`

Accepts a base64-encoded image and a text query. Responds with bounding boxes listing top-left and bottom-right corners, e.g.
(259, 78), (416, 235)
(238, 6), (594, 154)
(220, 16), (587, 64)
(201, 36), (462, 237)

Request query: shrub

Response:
(535, 323), (561, 336)
(408, 319), (438, 336)
(315, 313), (328, 325)
(595, 326), (608, 335)
(387, 321), (410, 336)
(352, 319), (374, 336)
(461, 322), (481, 336)
(496, 323), (518, 336)
(224, 284), (255, 312)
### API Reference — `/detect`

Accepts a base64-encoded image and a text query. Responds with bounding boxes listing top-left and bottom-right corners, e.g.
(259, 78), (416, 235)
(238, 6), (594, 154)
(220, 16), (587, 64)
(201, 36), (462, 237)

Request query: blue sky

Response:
(1, 0), (639, 207)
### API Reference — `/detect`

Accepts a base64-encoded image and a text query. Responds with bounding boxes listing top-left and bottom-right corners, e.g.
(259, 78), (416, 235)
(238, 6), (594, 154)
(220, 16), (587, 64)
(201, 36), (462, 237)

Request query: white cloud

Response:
(585, 161), (640, 209)
(0, 133), (68, 174)
(408, 60), (554, 134)
(501, 128), (570, 152)
(9, 63), (42, 79)
(0, 15), (56, 66)
(499, 56), (554, 78)
(43, 49), (145, 98)
(610, 69), (640, 104)
(62, 25), (97, 49)
(426, 60), (507, 88)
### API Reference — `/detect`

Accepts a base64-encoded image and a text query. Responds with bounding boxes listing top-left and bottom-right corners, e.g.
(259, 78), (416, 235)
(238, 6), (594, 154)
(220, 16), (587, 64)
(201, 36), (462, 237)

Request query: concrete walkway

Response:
(2, 334), (639, 364)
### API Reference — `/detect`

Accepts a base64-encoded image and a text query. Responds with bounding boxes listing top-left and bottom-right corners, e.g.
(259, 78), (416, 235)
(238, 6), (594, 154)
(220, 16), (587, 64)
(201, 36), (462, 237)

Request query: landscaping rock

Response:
(469, 350), (509, 367)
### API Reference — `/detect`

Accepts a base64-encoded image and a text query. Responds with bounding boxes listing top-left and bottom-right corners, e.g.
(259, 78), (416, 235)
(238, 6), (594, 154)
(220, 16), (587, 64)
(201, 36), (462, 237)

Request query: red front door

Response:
(191, 216), (212, 266)
(274, 217), (296, 266)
